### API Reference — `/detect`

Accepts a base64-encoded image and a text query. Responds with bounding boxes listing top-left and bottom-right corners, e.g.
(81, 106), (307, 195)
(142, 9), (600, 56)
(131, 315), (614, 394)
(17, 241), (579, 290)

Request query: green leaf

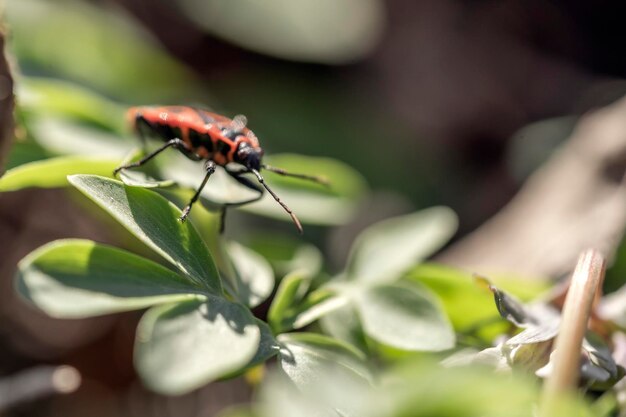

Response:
(227, 242), (275, 308)
(19, 77), (127, 133)
(407, 264), (503, 335)
(353, 281), (455, 351)
(174, 0), (384, 64)
(269, 271), (348, 333)
(268, 271), (311, 333)
(7, 0), (198, 102)
(216, 406), (257, 417)
(115, 151), (365, 226)
(162, 152), (260, 206)
(16, 239), (201, 318)
(383, 360), (559, 417)
(290, 290), (349, 330)
(599, 284), (626, 328)
(247, 320), (281, 368)
(0, 156), (117, 191)
(346, 207), (458, 284)
(3, 139), (49, 171)
(247, 234), (323, 277)
(135, 297), (260, 395)
(27, 117), (132, 158)
(409, 264), (550, 341)
(119, 168), (176, 188)
(262, 154), (366, 198)
(259, 367), (369, 417)
(277, 332), (372, 390)
(68, 175), (222, 294)
(117, 149), (176, 188)
(241, 154), (367, 226)
(319, 304), (368, 353)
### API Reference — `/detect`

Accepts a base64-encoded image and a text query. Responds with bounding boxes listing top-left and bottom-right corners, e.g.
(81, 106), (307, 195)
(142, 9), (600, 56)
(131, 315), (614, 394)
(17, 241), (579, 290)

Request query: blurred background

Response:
(3, 0), (626, 415)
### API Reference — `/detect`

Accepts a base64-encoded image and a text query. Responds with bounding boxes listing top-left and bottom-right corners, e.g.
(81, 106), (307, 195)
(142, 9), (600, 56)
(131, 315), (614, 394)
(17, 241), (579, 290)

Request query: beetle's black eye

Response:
(246, 151), (261, 171)
(236, 143), (262, 171)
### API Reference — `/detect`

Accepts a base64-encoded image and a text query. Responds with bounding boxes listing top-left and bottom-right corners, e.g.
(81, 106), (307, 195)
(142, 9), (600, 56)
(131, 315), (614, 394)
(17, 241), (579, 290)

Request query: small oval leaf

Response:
(242, 154), (367, 226)
(227, 242), (275, 308)
(347, 207), (458, 283)
(16, 239), (201, 318)
(277, 332), (372, 391)
(135, 297), (260, 395)
(0, 156), (118, 191)
(175, 0), (384, 64)
(268, 271), (311, 333)
(354, 282), (455, 351)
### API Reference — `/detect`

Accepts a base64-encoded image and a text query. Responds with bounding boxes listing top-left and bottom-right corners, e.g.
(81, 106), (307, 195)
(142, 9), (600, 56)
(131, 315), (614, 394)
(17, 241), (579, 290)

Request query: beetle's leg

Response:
(261, 164), (330, 187)
(225, 167), (265, 204)
(114, 138), (188, 176)
(217, 167), (266, 234)
(134, 115), (151, 151)
(179, 160), (217, 222)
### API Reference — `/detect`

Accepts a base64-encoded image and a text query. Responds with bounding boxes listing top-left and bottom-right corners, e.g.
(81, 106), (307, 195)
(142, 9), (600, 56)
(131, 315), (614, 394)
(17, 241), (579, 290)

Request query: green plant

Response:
(3, 56), (621, 417)
(11, 167), (461, 393)
(5, 77), (465, 398)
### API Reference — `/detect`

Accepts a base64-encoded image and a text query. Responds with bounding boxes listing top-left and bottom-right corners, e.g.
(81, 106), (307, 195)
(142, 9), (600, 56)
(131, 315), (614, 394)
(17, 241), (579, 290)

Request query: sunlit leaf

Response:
(0, 156), (117, 191)
(407, 264), (503, 335)
(243, 154), (367, 226)
(6, 0), (198, 101)
(28, 117), (132, 158)
(16, 239), (202, 318)
(384, 360), (592, 417)
(117, 148), (176, 188)
(319, 303), (367, 353)
(246, 320), (281, 369)
(269, 272), (347, 333)
(3, 139), (49, 171)
(18, 77), (127, 133)
(112, 150), (365, 226)
(291, 291), (349, 331)
(268, 271), (309, 333)
(135, 297), (260, 395)
(353, 281), (455, 351)
(483, 280), (561, 346)
(227, 242), (274, 308)
(346, 207), (458, 284)
(119, 168), (176, 188)
(69, 175), (222, 293)
(216, 406), (258, 417)
(175, 0), (385, 64)
(247, 234), (323, 277)
(262, 154), (366, 199)
(260, 369), (368, 417)
(162, 152), (260, 206)
(599, 284), (626, 328)
(277, 332), (371, 389)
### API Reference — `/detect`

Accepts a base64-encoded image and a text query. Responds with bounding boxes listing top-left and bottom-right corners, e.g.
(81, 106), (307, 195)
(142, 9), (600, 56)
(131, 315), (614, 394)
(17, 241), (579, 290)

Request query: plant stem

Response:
(540, 249), (605, 416)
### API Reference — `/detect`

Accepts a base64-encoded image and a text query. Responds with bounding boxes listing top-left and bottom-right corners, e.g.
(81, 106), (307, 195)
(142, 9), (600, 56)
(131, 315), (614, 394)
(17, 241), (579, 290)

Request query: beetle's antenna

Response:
(261, 164), (330, 187)
(250, 168), (303, 234)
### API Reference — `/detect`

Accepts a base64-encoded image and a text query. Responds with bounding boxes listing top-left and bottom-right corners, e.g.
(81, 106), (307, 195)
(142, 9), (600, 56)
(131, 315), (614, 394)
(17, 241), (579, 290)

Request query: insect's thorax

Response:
(130, 106), (261, 166)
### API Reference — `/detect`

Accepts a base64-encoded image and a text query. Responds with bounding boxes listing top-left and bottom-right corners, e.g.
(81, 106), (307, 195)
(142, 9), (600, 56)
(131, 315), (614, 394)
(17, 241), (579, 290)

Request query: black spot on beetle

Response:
(217, 140), (231, 156)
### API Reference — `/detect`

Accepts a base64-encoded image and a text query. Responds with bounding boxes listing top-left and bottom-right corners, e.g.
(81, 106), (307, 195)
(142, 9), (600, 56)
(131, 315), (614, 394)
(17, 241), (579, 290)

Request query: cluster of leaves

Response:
(5, 5), (626, 413)
(9, 168), (459, 395)
(12, 167), (589, 417)
(2, 76), (458, 398)
(3, 76), (620, 417)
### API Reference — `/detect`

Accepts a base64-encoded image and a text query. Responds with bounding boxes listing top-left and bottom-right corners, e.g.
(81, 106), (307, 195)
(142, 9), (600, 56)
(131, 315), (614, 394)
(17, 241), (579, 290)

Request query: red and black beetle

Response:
(114, 106), (328, 233)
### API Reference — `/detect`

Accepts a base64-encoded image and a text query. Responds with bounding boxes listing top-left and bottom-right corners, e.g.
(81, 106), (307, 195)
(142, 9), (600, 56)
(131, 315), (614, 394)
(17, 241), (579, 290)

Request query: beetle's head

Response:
(236, 142), (264, 171)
